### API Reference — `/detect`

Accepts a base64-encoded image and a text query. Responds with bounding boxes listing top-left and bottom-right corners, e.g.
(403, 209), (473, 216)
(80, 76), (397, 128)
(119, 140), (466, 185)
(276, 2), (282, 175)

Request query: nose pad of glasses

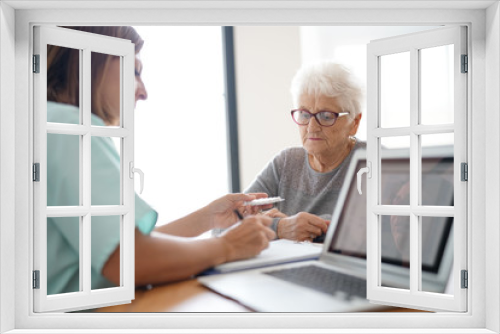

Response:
(308, 116), (323, 128)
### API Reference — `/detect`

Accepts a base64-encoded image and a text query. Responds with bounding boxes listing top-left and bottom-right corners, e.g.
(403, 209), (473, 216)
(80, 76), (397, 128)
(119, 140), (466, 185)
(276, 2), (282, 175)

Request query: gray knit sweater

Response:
(244, 140), (366, 239)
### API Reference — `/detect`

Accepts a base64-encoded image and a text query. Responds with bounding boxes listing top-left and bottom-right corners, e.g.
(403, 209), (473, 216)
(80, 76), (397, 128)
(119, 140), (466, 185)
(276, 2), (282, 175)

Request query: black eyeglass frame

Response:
(290, 109), (350, 127)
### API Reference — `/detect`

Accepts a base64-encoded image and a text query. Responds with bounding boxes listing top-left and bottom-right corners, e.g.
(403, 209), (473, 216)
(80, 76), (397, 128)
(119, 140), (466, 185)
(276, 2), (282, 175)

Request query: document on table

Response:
(200, 239), (322, 275)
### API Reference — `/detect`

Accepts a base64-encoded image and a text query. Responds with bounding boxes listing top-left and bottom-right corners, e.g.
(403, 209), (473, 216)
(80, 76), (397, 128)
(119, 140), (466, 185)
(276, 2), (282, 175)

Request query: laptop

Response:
(198, 147), (455, 312)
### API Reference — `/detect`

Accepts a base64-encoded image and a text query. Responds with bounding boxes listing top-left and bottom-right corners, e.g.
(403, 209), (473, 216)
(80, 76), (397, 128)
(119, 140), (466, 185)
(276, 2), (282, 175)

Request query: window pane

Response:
(381, 215), (410, 290)
(421, 133), (454, 206)
(91, 215), (121, 290)
(421, 216), (453, 294)
(381, 137), (410, 206)
(91, 137), (121, 206)
(91, 52), (121, 128)
(380, 52), (410, 128)
(47, 134), (80, 206)
(420, 45), (454, 125)
(47, 217), (80, 295)
(47, 45), (81, 125)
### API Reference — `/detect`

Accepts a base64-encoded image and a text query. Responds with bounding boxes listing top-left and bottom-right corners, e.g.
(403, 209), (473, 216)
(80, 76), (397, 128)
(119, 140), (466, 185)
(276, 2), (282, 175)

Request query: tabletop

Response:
(96, 278), (425, 313)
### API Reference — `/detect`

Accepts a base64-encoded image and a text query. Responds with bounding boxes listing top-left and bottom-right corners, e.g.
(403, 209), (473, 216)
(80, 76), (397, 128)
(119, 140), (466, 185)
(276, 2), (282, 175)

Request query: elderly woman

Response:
(245, 62), (365, 242)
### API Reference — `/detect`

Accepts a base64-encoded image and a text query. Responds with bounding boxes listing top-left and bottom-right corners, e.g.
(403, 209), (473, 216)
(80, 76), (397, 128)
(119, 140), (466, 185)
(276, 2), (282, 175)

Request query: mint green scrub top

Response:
(46, 101), (157, 295)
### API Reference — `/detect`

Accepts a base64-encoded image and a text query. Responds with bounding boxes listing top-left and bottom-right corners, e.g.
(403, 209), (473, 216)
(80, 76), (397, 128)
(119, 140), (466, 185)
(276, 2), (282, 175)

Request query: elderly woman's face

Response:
(101, 55), (148, 126)
(297, 93), (360, 157)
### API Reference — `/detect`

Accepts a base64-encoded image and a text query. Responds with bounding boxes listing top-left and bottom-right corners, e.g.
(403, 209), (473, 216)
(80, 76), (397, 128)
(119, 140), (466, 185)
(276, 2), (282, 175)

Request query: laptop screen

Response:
(329, 155), (453, 274)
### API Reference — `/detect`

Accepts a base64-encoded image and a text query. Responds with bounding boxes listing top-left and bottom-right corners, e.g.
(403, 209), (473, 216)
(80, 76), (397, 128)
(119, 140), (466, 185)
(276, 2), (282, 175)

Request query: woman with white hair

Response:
(245, 62), (365, 242)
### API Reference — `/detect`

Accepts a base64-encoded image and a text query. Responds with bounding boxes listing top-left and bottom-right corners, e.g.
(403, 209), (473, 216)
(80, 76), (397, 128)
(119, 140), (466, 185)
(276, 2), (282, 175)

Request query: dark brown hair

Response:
(47, 26), (144, 124)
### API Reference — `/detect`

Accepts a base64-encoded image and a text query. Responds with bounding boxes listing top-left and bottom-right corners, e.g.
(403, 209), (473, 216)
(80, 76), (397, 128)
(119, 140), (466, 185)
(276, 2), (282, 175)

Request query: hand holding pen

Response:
(236, 196), (284, 219)
(234, 209), (244, 221)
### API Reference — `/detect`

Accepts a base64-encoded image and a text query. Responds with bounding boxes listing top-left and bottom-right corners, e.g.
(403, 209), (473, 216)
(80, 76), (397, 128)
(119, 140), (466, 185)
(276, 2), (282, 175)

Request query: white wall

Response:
(234, 26), (302, 189)
(0, 2), (16, 333)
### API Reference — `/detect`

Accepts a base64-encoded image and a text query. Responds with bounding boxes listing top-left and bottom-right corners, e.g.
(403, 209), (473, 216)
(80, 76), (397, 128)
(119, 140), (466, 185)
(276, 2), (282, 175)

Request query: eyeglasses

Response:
(291, 109), (349, 127)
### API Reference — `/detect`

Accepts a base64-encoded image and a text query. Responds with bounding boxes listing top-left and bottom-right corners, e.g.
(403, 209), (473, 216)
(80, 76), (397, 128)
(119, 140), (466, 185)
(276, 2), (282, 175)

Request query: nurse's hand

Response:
(276, 212), (329, 242)
(207, 193), (272, 230)
(219, 215), (275, 261)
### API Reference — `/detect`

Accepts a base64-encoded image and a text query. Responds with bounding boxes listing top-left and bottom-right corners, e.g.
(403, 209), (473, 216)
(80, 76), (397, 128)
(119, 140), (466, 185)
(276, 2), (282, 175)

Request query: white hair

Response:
(290, 62), (364, 119)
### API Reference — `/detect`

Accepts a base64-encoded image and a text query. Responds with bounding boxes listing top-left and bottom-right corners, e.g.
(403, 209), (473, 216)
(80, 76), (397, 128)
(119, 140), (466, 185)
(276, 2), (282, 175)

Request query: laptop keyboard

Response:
(264, 265), (366, 299)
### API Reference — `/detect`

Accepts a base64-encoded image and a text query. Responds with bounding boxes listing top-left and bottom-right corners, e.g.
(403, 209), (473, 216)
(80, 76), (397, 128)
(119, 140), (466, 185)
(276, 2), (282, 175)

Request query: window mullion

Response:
(410, 47), (420, 294)
(45, 124), (130, 137)
(82, 214), (91, 293)
(119, 55), (124, 288)
(82, 47), (92, 294)
(78, 48), (84, 292)
(372, 124), (455, 137)
(365, 49), (379, 298)
(373, 205), (454, 216)
(372, 205), (411, 215)
(121, 52), (134, 293)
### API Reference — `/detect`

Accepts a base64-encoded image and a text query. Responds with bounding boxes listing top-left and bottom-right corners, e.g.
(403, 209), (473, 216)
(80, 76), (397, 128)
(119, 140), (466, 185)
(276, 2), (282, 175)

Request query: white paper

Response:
(213, 239), (322, 273)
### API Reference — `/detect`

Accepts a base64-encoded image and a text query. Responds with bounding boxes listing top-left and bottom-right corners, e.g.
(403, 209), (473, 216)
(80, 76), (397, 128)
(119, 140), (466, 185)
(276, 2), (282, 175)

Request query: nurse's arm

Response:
(102, 218), (274, 286)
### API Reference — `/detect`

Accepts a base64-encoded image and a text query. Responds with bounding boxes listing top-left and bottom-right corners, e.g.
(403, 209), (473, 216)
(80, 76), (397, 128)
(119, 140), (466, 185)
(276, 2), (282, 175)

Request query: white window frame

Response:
(366, 26), (467, 312)
(1, 1), (498, 333)
(33, 25), (136, 312)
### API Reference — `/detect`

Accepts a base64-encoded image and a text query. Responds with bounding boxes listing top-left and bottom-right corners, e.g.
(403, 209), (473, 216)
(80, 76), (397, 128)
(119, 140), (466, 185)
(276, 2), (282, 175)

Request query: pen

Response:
(233, 210), (244, 221)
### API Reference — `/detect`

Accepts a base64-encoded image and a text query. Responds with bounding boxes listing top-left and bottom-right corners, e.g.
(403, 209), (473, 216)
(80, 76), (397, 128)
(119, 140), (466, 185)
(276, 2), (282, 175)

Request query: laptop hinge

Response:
(461, 163), (468, 181)
(461, 270), (468, 289)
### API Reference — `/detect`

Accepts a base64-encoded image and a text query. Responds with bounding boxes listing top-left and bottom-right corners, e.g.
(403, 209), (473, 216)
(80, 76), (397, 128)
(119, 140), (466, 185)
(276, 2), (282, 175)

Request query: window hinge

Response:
(33, 54), (40, 73)
(461, 54), (468, 73)
(33, 163), (40, 182)
(33, 270), (40, 289)
(461, 270), (468, 289)
(461, 162), (468, 181)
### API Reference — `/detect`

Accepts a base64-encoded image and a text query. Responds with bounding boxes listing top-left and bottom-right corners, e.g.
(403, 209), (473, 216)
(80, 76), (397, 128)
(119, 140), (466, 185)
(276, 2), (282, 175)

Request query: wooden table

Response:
(96, 278), (424, 313)
(97, 279), (249, 312)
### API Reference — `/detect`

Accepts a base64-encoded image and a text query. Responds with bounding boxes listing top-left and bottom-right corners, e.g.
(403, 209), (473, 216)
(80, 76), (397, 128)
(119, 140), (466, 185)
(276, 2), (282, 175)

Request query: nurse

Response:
(46, 26), (275, 294)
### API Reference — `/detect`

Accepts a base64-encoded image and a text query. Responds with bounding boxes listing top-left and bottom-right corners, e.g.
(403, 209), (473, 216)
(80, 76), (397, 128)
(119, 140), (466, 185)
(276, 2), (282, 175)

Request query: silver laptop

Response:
(198, 147), (454, 312)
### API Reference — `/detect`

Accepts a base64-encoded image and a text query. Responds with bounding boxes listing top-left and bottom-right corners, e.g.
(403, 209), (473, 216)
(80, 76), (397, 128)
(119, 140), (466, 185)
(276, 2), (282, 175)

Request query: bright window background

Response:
(132, 26), (229, 226)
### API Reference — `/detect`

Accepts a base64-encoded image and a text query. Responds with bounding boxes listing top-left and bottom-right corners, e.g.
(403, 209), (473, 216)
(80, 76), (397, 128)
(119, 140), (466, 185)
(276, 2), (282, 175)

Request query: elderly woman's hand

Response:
(219, 216), (276, 262)
(207, 193), (272, 230)
(263, 208), (287, 218)
(277, 212), (329, 242)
